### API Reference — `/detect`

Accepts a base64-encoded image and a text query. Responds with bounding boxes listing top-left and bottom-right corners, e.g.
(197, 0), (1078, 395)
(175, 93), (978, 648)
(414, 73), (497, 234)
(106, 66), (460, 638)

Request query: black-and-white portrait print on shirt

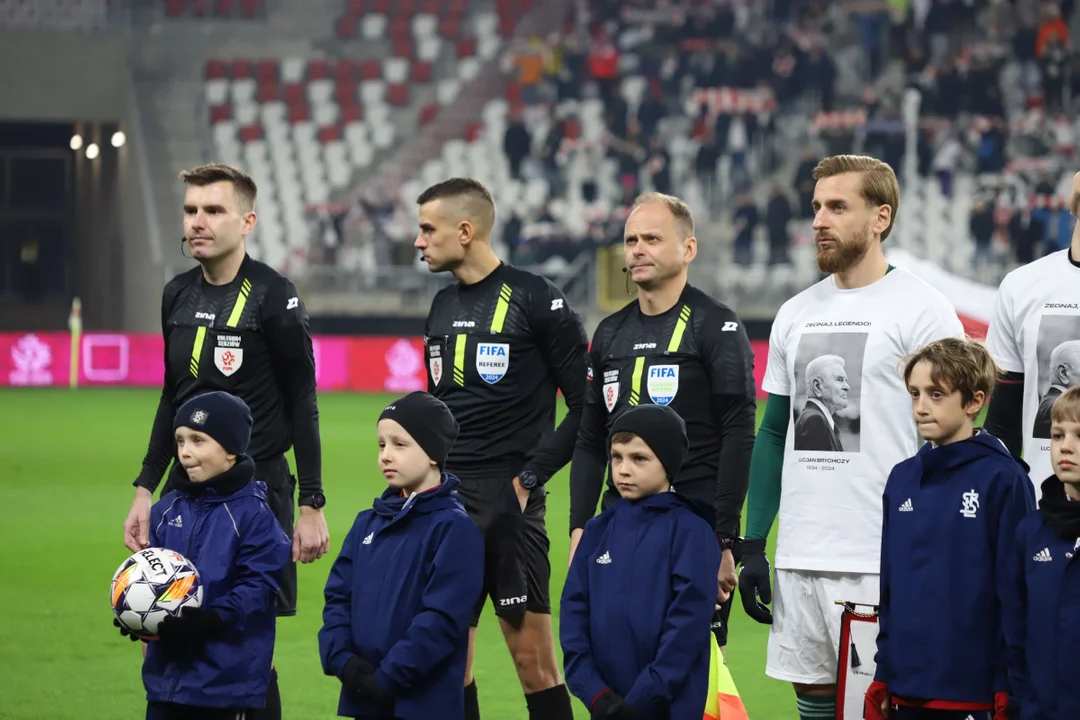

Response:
(1033, 314), (1080, 439)
(791, 332), (869, 453)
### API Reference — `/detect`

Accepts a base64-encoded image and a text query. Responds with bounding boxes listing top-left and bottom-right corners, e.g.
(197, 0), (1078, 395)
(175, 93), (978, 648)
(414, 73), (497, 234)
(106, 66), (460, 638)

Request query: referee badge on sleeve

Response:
(427, 341), (443, 386)
(603, 382), (619, 412)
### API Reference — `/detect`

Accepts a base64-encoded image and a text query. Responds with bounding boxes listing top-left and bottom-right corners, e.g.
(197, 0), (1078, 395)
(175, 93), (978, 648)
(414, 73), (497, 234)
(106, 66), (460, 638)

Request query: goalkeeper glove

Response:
(156, 607), (225, 651)
(343, 656), (393, 711)
(864, 680), (890, 720)
(737, 538), (773, 624)
(112, 617), (144, 642)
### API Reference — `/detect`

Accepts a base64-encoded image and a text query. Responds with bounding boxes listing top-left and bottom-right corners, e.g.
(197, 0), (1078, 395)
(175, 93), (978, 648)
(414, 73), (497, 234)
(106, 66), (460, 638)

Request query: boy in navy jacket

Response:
(114, 391), (293, 720)
(866, 338), (1035, 720)
(319, 392), (484, 720)
(1001, 385), (1080, 720)
(561, 404), (721, 720)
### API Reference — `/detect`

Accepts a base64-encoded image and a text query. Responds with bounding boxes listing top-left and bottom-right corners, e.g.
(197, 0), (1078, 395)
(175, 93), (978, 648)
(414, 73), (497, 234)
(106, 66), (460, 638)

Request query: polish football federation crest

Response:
(430, 356), (443, 386)
(476, 342), (509, 384)
(214, 347), (243, 377)
(647, 365), (679, 406)
(603, 382), (619, 412)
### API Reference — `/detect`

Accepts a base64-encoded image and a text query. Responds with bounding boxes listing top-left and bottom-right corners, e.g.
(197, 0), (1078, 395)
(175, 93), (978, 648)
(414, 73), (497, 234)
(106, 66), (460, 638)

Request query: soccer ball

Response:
(110, 547), (203, 640)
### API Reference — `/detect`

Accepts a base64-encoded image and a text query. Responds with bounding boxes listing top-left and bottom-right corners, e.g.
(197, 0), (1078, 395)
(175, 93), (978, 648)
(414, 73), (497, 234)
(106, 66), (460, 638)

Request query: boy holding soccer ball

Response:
(115, 391), (292, 720)
(866, 339), (1034, 720)
(560, 404), (721, 719)
(318, 392), (484, 720)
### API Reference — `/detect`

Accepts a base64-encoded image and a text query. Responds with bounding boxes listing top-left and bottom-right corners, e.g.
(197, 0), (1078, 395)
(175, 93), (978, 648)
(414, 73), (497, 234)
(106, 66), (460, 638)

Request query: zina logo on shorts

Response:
(647, 365), (679, 406)
(476, 342), (509, 384)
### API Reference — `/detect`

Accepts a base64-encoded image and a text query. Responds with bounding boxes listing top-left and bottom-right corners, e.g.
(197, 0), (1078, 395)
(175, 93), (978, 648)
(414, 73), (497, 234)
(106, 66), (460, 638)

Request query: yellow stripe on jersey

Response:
(189, 326), (207, 377)
(453, 333), (466, 386)
(225, 278), (252, 327)
(666, 304), (691, 353)
(490, 283), (512, 334)
(628, 356), (645, 405)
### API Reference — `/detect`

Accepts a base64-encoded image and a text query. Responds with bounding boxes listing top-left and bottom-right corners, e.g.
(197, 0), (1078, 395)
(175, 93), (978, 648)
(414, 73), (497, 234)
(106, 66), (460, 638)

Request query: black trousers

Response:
(147, 702), (256, 720)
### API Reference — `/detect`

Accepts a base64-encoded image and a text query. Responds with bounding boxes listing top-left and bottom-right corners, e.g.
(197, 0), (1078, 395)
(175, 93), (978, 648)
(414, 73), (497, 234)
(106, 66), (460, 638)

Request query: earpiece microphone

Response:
(621, 267), (628, 273)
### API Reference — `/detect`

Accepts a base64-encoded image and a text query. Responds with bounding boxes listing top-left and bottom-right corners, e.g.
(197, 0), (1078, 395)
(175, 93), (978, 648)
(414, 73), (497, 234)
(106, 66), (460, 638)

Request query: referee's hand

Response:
(123, 487), (153, 553)
(293, 507), (330, 563)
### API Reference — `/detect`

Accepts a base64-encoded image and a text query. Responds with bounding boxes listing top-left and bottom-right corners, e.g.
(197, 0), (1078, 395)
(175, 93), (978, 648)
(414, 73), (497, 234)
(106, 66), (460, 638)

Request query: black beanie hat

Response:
(609, 404), (689, 481)
(173, 391), (253, 456)
(378, 391), (460, 470)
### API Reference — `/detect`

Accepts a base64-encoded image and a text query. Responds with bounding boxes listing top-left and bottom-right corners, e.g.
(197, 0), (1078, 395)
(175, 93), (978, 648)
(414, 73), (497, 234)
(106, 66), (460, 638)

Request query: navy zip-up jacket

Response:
(560, 490), (720, 720)
(874, 431), (1035, 704)
(1000, 476), (1080, 720)
(319, 474), (483, 720)
(143, 457), (292, 709)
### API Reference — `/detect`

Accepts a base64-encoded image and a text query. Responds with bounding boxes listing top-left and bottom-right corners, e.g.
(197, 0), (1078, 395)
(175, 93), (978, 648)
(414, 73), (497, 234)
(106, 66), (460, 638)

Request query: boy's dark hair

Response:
(901, 337), (999, 406)
(1051, 385), (1080, 425)
(179, 163), (258, 212)
(610, 431), (637, 446)
(416, 177), (496, 237)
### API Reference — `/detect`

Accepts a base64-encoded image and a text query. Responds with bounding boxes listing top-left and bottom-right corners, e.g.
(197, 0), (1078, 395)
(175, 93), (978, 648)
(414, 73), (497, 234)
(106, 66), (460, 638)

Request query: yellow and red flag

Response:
(703, 639), (750, 720)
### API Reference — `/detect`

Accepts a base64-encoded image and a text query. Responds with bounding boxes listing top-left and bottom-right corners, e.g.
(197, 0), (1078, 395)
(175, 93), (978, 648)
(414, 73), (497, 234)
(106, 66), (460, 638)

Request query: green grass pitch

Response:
(0, 389), (798, 720)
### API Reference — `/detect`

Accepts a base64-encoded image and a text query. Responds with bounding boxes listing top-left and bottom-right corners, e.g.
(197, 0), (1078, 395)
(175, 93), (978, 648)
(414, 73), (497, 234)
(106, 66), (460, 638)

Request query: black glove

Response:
(591, 691), (645, 719)
(156, 607), (226, 651)
(343, 656), (393, 710)
(113, 617), (144, 642)
(737, 538), (773, 624)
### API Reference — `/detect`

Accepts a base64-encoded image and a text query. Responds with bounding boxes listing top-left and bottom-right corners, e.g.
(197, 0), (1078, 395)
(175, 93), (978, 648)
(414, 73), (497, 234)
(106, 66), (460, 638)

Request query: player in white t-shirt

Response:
(737, 155), (965, 720)
(984, 172), (1080, 493)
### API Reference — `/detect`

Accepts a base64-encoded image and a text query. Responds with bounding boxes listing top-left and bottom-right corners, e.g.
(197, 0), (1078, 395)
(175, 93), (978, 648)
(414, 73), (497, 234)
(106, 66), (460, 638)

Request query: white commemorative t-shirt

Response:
(985, 249), (1080, 492)
(763, 268), (965, 574)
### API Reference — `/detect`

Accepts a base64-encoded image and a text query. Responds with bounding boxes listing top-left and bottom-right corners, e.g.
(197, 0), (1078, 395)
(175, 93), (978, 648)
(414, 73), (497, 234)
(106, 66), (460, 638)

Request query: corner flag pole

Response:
(69, 297), (82, 389)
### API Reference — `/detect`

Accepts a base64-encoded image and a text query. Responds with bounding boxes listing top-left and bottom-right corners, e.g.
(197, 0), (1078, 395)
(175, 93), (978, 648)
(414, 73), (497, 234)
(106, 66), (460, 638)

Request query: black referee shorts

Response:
(160, 454), (297, 618)
(454, 476), (551, 628)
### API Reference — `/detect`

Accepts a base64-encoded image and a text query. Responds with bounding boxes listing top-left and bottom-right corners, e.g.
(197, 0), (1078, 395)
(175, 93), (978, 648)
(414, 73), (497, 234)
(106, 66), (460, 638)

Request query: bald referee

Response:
(416, 177), (588, 720)
(121, 163), (330, 720)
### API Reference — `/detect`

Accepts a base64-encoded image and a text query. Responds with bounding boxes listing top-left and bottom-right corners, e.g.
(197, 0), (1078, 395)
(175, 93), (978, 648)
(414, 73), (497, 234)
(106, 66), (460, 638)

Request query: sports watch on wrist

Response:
(717, 535), (740, 552)
(299, 492), (326, 509)
(518, 471), (540, 490)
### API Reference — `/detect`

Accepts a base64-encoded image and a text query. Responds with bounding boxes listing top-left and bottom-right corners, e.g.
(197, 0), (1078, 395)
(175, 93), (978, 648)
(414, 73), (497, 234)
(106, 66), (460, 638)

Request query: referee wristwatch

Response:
(717, 535), (741, 553)
(518, 471), (540, 490)
(299, 492), (326, 509)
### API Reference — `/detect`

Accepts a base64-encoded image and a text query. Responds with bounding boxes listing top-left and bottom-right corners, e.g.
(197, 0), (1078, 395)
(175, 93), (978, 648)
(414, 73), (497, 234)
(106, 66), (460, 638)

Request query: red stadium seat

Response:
(307, 60), (329, 80)
(231, 59), (253, 79)
(209, 104), (233, 124)
(283, 83), (306, 105)
(499, 15), (516, 37)
(359, 59), (382, 80)
(387, 83), (409, 106)
(346, 0), (365, 15)
(214, 0), (234, 17)
(395, 0), (415, 16)
(505, 82), (521, 104)
(335, 83), (358, 106)
(449, 0), (467, 15)
(240, 0), (260, 17)
(318, 125), (342, 143)
(418, 103), (438, 126)
(464, 122), (483, 142)
(238, 123), (264, 142)
(256, 59), (278, 83)
(389, 17), (409, 39)
(190, 0), (208, 17)
(288, 104), (311, 123)
(421, 0), (439, 13)
(411, 61), (432, 83)
(456, 36), (476, 58)
(336, 14), (358, 39)
(334, 59), (355, 84)
(258, 83), (279, 103)
(205, 59), (228, 78)
(440, 15), (461, 38)
(370, 0), (389, 13)
(340, 103), (365, 123)
(392, 37), (414, 58)
(166, 0), (185, 16)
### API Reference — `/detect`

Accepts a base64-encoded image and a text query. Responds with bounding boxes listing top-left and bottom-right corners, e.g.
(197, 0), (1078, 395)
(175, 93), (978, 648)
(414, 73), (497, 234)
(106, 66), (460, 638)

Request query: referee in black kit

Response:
(416, 178), (588, 720)
(121, 163), (330, 720)
(568, 192), (757, 651)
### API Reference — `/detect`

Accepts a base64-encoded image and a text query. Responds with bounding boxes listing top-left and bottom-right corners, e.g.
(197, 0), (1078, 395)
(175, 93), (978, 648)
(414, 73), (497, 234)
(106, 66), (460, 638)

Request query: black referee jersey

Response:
(569, 283), (757, 538)
(134, 254), (322, 499)
(423, 262), (589, 483)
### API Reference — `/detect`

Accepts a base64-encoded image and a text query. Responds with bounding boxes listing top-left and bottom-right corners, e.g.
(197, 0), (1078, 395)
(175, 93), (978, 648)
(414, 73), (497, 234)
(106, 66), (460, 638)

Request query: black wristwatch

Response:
(717, 535), (740, 552)
(518, 471), (540, 490)
(299, 492), (326, 509)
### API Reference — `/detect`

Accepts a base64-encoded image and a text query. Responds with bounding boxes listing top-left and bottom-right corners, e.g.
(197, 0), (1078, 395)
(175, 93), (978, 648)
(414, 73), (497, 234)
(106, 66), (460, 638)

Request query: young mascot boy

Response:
(1001, 385), (1080, 720)
(115, 391), (293, 720)
(866, 338), (1035, 720)
(561, 404), (721, 720)
(319, 391), (484, 720)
